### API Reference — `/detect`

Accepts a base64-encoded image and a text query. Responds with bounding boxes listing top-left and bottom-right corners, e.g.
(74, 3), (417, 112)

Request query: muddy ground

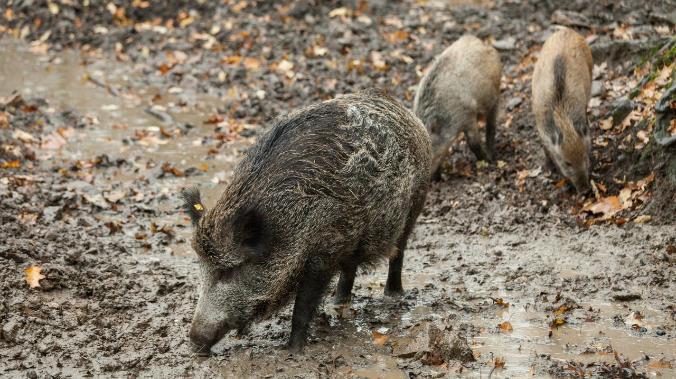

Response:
(0, 0), (674, 378)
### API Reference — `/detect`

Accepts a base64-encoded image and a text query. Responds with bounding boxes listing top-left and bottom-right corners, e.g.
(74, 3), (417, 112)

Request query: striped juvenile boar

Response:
(183, 89), (432, 354)
(532, 28), (593, 192)
(414, 35), (502, 176)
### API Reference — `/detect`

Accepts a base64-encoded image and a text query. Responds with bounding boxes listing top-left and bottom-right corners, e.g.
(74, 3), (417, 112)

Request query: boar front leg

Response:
(287, 259), (331, 353)
(484, 106), (498, 161)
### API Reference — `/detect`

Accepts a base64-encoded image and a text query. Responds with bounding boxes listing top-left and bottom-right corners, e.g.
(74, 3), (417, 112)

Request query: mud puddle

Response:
(0, 38), (252, 254)
(1, 18), (674, 377)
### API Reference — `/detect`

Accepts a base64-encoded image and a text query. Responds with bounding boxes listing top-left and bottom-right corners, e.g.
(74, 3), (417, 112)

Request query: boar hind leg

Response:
(334, 264), (357, 305)
(288, 260), (331, 353)
(464, 118), (489, 162)
(385, 191), (426, 297)
(484, 107), (498, 161)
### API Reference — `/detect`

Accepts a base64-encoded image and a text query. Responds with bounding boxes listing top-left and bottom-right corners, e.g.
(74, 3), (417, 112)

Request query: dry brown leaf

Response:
(498, 321), (513, 332)
(582, 196), (622, 219)
(1, 160), (21, 169)
(550, 318), (566, 328)
(633, 215), (652, 224)
(599, 117), (613, 130)
(494, 357), (506, 369)
(372, 331), (389, 346)
(25, 265), (45, 288)
(493, 298), (510, 308)
(647, 358), (673, 369)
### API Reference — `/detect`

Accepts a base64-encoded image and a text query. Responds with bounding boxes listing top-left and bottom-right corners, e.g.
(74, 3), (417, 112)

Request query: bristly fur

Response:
(531, 28), (593, 193)
(553, 55), (566, 104)
(188, 89), (433, 352)
(413, 35), (502, 172)
(181, 187), (204, 224)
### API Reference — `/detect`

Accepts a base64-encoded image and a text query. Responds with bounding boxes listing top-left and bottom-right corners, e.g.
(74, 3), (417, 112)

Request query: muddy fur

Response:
(185, 89), (432, 353)
(413, 35), (502, 175)
(532, 27), (593, 192)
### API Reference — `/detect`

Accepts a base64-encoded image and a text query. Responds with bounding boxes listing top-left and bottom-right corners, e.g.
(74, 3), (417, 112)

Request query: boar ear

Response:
(234, 207), (269, 260)
(181, 187), (205, 225)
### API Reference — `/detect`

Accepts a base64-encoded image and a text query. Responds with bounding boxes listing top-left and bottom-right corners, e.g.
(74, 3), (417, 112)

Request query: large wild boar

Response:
(182, 89), (432, 354)
(532, 27), (593, 192)
(414, 35), (502, 176)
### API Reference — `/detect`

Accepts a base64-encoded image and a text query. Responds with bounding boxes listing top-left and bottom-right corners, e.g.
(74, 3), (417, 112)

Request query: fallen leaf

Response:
(551, 318), (566, 328)
(161, 162), (184, 177)
(104, 190), (126, 203)
(599, 117), (613, 130)
(493, 298), (510, 308)
(370, 51), (388, 72)
(25, 266), (45, 288)
(633, 215), (652, 224)
(494, 357), (506, 369)
(554, 305), (571, 316)
(648, 358), (673, 369)
(372, 330), (389, 346)
(1, 160), (21, 169)
(12, 129), (36, 143)
(581, 196), (622, 219)
(328, 7), (350, 18)
(498, 321), (513, 332)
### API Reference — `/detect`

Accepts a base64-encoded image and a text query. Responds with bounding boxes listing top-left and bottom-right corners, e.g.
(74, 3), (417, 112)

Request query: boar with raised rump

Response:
(182, 89), (432, 354)
(414, 35), (502, 177)
(532, 27), (593, 193)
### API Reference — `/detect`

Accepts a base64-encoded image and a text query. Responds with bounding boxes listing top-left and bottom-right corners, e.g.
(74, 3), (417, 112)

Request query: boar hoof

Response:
(384, 288), (404, 298)
(191, 345), (212, 357)
(286, 341), (305, 354)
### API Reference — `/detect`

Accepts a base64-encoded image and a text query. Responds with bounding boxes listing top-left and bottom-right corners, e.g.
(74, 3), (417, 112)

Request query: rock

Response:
(591, 38), (668, 65)
(591, 80), (604, 97)
(427, 324), (475, 363)
(610, 97), (636, 126)
(391, 322), (475, 364)
(506, 96), (522, 110)
(1, 319), (20, 342)
(42, 206), (62, 223)
(551, 10), (591, 28)
(493, 37), (516, 51)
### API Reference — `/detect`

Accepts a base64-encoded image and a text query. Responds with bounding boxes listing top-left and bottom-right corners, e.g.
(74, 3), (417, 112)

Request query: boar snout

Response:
(189, 318), (229, 356)
(572, 174), (591, 194)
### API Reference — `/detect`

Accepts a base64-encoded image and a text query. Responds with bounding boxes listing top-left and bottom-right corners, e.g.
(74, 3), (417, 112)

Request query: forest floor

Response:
(0, 0), (674, 378)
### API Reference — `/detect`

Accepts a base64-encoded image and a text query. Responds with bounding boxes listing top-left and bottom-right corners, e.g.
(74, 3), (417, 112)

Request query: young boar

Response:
(183, 89), (432, 354)
(414, 35), (502, 176)
(532, 28), (593, 192)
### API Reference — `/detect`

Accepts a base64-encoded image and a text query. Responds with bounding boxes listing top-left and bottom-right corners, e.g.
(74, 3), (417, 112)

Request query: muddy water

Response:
(1, 38), (674, 377)
(0, 38), (249, 254)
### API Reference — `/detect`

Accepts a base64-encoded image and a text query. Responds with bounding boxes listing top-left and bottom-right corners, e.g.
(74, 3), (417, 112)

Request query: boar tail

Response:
(181, 187), (204, 225)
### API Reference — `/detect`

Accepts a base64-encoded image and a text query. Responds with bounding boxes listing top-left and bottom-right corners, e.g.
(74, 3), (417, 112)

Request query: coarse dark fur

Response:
(184, 89), (432, 354)
(414, 35), (502, 177)
(532, 28), (593, 193)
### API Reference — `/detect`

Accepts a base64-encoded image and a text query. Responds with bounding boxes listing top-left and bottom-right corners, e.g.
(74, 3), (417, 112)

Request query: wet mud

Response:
(1, 0), (674, 378)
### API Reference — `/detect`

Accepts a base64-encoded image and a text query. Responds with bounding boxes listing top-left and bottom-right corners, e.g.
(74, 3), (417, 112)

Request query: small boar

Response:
(532, 28), (593, 192)
(414, 35), (502, 176)
(183, 89), (432, 354)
